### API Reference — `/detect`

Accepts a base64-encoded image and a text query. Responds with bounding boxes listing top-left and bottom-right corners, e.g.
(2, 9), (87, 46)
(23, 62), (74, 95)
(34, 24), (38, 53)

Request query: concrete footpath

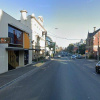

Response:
(0, 59), (52, 89)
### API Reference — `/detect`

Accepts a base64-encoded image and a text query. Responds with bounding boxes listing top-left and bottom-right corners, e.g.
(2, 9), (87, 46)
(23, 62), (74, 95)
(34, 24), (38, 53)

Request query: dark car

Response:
(95, 61), (100, 73)
(61, 54), (64, 57)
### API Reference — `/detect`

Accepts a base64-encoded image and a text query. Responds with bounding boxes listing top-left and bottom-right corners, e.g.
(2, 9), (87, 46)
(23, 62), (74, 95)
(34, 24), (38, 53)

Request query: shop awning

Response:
(6, 47), (41, 51)
(6, 47), (25, 51)
(29, 48), (41, 51)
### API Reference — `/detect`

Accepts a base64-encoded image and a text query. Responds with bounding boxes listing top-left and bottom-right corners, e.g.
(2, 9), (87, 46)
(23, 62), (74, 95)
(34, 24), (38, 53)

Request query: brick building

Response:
(86, 28), (100, 58)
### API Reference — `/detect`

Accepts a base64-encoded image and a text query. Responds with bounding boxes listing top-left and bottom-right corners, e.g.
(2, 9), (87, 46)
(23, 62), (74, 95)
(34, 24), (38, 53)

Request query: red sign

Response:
(0, 38), (10, 43)
(85, 50), (88, 53)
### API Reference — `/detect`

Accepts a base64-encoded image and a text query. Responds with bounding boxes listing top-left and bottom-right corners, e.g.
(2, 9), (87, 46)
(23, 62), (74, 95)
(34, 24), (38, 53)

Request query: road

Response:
(0, 57), (100, 100)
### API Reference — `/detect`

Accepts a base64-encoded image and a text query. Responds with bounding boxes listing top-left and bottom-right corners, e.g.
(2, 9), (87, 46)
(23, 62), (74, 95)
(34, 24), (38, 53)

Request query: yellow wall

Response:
(24, 32), (30, 49)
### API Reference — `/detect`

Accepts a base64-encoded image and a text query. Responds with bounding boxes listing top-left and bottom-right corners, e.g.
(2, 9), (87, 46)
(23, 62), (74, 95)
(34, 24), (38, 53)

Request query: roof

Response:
(88, 28), (100, 38)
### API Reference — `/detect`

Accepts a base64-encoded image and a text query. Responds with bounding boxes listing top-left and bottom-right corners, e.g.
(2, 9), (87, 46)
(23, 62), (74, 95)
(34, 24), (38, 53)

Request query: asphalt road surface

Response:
(0, 57), (100, 100)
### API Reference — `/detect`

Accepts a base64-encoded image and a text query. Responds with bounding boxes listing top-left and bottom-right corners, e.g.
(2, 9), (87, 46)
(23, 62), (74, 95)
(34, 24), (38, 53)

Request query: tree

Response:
(67, 44), (74, 53)
(76, 44), (86, 54)
(64, 47), (67, 52)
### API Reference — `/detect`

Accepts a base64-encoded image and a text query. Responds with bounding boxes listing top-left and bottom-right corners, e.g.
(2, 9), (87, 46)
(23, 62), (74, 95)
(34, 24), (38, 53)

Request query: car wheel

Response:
(96, 68), (99, 74)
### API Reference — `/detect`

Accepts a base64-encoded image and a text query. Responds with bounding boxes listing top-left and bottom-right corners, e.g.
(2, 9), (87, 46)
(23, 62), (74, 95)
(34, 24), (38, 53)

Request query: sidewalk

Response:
(0, 59), (52, 89)
(85, 58), (98, 63)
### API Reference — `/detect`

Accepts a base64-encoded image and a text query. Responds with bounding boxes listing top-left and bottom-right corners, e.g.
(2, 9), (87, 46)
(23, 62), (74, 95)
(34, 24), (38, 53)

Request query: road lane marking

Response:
(93, 73), (96, 75)
(60, 62), (68, 64)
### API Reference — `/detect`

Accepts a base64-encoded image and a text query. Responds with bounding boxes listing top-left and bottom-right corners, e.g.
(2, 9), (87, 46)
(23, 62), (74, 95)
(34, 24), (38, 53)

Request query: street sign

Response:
(85, 50), (88, 53)
(0, 37), (10, 43)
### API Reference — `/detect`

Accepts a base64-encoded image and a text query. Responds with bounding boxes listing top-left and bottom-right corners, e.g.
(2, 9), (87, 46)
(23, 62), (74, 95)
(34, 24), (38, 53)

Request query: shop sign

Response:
(0, 37), (10, 43)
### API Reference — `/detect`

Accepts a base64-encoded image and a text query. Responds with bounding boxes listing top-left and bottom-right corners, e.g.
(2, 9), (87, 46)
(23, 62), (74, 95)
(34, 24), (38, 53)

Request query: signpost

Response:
(85, 50), (88, 59)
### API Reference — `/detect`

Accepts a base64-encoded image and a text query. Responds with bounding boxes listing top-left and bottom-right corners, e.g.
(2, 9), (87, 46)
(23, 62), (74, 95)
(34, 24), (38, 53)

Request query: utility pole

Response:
(45, 32), (47, 58)
(78, 43), (79, 54)
(97, 32), (99, 61)
(93, 27), (99, 61)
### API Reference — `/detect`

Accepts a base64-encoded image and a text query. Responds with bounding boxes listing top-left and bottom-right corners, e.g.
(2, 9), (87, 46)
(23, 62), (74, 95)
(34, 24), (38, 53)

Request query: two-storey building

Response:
(0, 9), (32, 73)
(86, 28), (100, 58)
(20, 10), (47, 61)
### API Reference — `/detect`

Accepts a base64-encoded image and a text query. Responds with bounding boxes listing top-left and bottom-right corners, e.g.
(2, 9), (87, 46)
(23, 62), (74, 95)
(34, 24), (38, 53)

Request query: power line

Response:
(47, 33), (82, 40)
(47, 30), (84, 40)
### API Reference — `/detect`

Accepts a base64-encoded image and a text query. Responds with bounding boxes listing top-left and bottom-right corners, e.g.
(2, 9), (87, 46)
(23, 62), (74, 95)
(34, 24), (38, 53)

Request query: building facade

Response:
(86, 29), (100, 58)
(20, 10), (47, 61)
(0, 9), (32, 73)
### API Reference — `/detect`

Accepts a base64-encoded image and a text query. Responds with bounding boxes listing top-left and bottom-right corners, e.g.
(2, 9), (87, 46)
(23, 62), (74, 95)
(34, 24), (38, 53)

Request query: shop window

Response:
(8, 25), (23, 47)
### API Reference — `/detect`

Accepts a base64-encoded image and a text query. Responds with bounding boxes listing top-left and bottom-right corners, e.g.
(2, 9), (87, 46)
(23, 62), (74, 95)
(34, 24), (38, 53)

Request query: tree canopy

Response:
(66, 44), (74, 53)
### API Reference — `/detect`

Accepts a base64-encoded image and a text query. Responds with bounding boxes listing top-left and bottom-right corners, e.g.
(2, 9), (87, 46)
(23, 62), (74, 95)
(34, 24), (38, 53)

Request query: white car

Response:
(71, 55), (76, 59)
(58, 55), (61, 58)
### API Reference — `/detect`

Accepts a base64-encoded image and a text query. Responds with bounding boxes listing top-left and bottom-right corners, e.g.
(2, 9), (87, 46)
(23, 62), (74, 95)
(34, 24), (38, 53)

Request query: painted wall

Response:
(24, 32), (30, 49)
(0, 44), (8, 73)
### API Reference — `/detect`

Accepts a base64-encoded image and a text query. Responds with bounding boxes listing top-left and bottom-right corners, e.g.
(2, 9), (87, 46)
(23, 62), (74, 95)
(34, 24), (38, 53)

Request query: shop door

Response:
(24, 50), (29, 65)
(8, 51), (19, 70)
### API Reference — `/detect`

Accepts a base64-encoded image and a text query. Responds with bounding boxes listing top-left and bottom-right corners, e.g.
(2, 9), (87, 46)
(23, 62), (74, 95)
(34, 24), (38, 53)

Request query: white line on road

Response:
(93, 73), (96, 75)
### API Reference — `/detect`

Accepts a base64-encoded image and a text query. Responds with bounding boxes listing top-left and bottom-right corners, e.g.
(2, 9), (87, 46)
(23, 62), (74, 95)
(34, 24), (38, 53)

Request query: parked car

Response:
(76, 54), (82, 59)
(95, 61), (100, 73)
(71, 55), (76, 59)
(61, 54), (64, 57)
(58, 55), (61, 58)
(68, 53), (72, 56)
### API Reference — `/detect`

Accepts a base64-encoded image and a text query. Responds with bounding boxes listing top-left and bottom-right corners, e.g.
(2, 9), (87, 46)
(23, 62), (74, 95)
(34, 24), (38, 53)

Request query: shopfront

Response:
(8, 51), (19, 70)
(8, 25), (23, 70)
(0, 10), (32, 74)
(7, 25), (31, 70)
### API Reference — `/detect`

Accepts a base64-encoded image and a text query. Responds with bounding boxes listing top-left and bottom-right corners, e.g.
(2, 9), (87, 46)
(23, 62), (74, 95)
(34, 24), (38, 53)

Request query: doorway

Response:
(8, 51), (19, 70)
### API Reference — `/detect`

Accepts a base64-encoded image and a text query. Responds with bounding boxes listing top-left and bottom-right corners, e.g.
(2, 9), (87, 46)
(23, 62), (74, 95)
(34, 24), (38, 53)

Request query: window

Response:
(8, 25), (23, 46)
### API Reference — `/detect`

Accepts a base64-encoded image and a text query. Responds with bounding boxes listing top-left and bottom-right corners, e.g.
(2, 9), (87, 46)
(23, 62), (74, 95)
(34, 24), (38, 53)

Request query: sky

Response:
(0, 0), (100, 47)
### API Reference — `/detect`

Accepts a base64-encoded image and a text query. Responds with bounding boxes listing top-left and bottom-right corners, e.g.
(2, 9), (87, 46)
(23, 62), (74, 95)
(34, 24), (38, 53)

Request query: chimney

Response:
(20, 10), (27, 21)
(93, 27), (96, 32)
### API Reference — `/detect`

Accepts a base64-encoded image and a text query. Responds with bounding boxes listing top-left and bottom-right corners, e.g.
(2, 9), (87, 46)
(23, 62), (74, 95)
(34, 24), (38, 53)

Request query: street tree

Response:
(67, 44), (74, 53)
(76, 44), (86, 54)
